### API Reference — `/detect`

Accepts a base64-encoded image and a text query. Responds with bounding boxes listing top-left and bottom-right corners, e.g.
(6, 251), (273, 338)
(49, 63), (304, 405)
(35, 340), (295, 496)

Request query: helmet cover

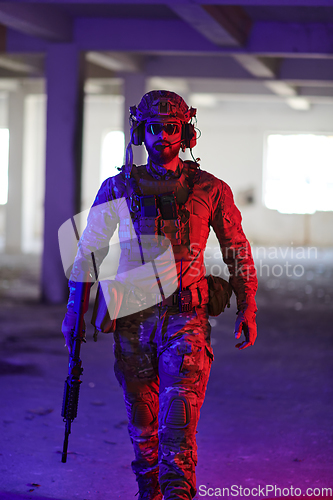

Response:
(130, 90), (196, 123)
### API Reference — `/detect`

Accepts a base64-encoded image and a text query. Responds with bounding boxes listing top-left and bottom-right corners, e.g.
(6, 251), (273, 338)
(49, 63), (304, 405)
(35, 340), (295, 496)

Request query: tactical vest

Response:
(119, 161), (210, 263)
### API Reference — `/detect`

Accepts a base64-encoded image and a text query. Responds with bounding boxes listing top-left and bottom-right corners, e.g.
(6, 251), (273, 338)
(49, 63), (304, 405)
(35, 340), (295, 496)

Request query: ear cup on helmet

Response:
(131, 122), (145, 146)
(181, 123), (197, 149)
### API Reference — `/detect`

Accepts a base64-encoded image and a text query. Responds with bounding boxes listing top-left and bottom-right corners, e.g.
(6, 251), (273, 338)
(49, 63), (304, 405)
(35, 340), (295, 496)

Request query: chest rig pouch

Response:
(130, 191), (182, 262)
(138, 195), (159, 237)
(159, 192), (181, 245)
(127, 162), (202, 264)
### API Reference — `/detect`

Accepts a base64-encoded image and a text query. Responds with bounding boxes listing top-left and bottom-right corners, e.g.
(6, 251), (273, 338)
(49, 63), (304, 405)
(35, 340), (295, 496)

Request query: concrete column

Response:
(5, 88), (25, 254)
(41, 44), (84, 303)
(122, 72), (146, 167)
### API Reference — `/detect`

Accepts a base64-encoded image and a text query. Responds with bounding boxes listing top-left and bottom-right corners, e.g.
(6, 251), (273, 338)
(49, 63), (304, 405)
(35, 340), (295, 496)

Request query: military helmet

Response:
(130, 90), (196, 123)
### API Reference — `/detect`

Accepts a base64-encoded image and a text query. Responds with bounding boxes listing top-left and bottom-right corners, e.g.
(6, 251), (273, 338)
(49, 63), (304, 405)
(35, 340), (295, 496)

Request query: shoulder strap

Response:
(184, 160), (201, 191)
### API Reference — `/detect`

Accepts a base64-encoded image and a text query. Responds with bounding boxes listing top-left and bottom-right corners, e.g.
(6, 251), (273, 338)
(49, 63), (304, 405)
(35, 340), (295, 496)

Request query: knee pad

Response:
(132, 401), (154, 428)
(165, 396), (190, 428)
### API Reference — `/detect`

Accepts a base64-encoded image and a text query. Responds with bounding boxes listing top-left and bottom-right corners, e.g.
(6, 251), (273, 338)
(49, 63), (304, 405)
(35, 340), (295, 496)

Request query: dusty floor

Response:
(0, 249), (332, 500)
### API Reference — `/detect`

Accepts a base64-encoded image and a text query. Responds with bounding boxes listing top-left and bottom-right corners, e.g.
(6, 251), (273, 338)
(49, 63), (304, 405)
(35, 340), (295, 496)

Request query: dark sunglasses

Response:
(146, 123), (181, 136)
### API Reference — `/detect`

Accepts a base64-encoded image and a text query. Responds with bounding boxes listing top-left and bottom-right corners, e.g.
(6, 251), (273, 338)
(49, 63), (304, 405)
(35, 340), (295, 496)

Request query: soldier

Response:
(62, 90), (258, 500)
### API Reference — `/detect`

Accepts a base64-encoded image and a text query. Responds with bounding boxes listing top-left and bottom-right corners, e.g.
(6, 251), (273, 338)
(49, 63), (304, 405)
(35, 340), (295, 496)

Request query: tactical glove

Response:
(61, 309), (86, 352)
(234, 303), (257, 350)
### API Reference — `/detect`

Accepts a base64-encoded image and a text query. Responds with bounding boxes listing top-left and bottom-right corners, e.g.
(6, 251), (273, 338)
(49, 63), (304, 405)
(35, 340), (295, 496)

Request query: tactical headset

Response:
(131, 121), (196, 149)
(129, 96), (197, 149)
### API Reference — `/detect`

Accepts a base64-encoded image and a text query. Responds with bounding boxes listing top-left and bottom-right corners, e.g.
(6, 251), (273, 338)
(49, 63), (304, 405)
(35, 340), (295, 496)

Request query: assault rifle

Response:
(61, 265), (90, 463)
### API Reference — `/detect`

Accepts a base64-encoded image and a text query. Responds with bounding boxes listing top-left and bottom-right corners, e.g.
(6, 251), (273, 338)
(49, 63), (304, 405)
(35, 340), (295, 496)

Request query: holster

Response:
(91, 280), (125, 333)
(206, 275), (233, 317)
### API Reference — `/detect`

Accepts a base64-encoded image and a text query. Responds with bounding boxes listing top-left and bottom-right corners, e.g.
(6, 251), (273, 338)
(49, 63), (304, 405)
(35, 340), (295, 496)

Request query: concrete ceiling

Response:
(0, 1), (332, 107)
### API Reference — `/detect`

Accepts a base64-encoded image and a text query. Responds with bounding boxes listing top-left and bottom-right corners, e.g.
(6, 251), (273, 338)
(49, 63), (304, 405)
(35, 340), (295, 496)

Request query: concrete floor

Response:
(0, 251), (332, 500)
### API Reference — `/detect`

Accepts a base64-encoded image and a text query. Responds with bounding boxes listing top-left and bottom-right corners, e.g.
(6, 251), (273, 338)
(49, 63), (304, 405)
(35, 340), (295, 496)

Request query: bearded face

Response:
(143, 118), (183, 166)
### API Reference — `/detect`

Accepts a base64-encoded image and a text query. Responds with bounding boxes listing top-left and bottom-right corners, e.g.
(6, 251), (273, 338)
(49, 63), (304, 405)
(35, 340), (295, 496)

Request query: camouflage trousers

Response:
(113, 304), (213, 500)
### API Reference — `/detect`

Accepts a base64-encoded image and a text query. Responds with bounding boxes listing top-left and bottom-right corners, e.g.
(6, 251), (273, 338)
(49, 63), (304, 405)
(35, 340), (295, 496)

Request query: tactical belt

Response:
(161, 279), (208, 309)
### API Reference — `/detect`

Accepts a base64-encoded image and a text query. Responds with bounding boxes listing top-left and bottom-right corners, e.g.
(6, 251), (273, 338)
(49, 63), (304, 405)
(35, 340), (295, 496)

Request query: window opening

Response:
(100, 130), (125, 183)
(0, 129), (9, 205)
(264, 133), (333, 214)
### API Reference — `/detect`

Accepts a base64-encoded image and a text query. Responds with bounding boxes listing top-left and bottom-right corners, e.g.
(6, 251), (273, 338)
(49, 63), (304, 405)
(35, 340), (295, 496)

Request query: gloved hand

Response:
(61, 309), (85, 352)
(234, 305), (257, 350)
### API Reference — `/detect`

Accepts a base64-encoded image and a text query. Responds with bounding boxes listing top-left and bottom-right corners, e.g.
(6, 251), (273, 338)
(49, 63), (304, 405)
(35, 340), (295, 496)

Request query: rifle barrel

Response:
(61, 420), (71, 463)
